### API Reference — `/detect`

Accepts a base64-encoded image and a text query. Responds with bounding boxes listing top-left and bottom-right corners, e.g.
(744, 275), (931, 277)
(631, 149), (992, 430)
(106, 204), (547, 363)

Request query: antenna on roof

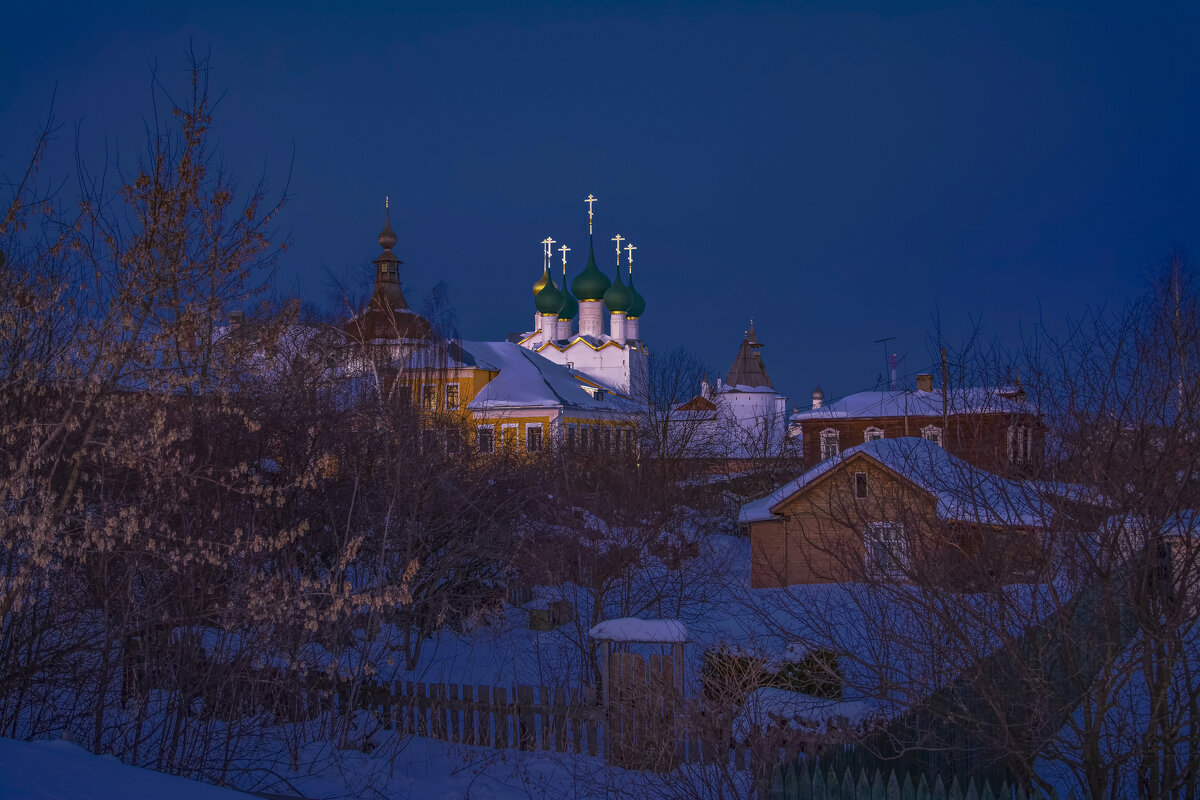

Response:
(873, 337), (894, 390)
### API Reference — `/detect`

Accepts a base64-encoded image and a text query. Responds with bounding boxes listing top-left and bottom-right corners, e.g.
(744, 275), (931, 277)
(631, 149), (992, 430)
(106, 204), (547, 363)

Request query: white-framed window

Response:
(421, 384), (437, 411)
(500, 423), (519, 451)
(1008, 424), (1032, 464)
(864, 426), (885, 443)
(855, 471), (868, 499)
(445, 383), (460, 410)
(921, 425), (942, 446)
(527, 425), (543, 453)
(820, 428), (840, 460)
(477, 425), (495, 454)
(865, 522), (909, 577)
(566, 423), (577, 451)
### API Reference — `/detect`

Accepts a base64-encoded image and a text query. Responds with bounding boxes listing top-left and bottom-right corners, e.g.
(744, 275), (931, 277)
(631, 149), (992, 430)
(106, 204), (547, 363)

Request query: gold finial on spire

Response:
(624, 243), (637, 275)
(385, 195), (389, 210)
(585, 193), (598, 234)
(611, 233), (624, 266)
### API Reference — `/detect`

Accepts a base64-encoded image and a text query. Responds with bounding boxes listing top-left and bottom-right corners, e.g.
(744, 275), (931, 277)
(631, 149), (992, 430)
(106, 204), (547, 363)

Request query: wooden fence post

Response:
(493, 687), (508, 749)
(517, 685), (535, 751)
(448, 684), (461, 743)
(415, 682), (428, 737)
(476, 685), (492, 747)
(462, 685), (475, 745)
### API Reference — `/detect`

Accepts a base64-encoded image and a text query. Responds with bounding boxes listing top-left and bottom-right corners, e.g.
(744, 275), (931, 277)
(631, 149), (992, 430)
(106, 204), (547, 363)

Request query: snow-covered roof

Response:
(791, 386), (1036, 421)
(462, 340), (632, 412)
(717, 382), (777, 394)
(739, 437), (1067, 527)
(588, 617), (690, 643)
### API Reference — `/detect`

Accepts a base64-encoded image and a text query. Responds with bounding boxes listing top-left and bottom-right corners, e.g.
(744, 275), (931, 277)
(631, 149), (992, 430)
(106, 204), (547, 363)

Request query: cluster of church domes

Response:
(532, 234), (646, 321)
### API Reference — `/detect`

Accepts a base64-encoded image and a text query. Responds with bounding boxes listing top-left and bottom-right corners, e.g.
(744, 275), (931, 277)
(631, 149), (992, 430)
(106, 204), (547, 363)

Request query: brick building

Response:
(789, 375), (1042, 476)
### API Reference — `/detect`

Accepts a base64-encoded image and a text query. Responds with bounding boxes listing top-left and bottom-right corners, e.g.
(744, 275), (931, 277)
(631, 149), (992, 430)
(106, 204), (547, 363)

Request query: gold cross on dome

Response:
(541, 236), (555, 263)
(611, 233), (624, 265)
(624, 242), (637, 270)
(558, 243), (570, 267)
(585, 194), (598, 233)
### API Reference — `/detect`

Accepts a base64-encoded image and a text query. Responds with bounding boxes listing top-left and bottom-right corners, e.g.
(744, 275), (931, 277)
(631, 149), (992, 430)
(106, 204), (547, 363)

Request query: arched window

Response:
(921, 425), (942, 446)
(864, 426), (885, 443)
(820, 428), (840, 460)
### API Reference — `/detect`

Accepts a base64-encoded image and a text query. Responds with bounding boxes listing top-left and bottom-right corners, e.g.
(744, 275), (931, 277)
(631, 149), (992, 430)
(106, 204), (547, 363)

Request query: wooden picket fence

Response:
(322, 677), (778, 772)
(770, 762), (1069, 800)
(334, 680), (605, 756)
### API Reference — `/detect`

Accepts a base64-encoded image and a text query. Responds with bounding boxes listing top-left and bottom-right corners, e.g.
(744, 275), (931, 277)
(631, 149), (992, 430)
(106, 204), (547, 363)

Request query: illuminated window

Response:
(445, 384), (460, 410)
(820, 429), (840, 460)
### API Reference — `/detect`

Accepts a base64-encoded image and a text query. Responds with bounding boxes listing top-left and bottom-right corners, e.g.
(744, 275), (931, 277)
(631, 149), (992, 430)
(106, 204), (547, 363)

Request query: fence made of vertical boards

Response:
(770, 763), (1080, 800)
(323, 676), (772, 773)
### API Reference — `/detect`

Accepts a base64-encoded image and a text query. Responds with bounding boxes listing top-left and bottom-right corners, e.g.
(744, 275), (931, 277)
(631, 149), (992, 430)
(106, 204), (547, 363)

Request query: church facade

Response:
(343, 197), (644, 454)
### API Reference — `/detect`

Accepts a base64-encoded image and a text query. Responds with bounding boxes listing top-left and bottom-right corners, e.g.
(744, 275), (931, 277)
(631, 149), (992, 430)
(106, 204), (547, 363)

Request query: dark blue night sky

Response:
(3, 1), (1198, 406)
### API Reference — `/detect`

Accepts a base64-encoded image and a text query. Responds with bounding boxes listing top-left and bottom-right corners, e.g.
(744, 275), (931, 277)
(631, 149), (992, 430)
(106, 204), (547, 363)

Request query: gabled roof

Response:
(461, 340), (633, 413)
(676, 396), (718, 412)
(738, 437), (1069, 527)
(791, 386), (1036, 421)
(724, 322), (773, 390)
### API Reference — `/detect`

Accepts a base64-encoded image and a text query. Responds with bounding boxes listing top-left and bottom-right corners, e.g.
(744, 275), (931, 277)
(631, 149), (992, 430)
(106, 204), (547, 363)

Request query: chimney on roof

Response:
(916, 373), (934, 392)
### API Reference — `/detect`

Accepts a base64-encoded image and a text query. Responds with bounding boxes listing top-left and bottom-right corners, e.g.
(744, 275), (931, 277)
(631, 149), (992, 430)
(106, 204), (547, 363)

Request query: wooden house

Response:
(741, 437), (1078, 588)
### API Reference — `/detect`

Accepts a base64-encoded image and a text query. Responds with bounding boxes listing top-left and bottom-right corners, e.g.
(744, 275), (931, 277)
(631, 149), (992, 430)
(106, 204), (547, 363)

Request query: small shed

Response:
(589, 617), (689, 707)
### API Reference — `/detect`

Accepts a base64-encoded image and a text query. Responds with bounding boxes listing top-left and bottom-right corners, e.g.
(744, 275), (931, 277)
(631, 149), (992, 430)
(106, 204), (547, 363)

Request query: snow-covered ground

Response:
(0, 737), (255, 800)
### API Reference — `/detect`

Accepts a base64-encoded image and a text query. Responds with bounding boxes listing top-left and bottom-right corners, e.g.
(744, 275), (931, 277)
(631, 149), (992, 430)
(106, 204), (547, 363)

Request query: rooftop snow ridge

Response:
(738, 437), (1075, 527)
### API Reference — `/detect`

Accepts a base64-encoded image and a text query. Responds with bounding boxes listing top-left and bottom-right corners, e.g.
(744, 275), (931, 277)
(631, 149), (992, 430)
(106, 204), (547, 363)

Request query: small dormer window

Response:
(864, 426), (884, 443)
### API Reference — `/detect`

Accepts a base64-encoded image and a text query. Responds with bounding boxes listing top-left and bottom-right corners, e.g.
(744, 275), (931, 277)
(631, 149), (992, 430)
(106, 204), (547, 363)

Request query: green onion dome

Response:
(570, 236), (611, 301)
(533, 267), (552, 295)
(627, 273), (646, 318)
(557, 284), (578, 320)
(603, 270), (633, 313)
(535, 279), (564, 315)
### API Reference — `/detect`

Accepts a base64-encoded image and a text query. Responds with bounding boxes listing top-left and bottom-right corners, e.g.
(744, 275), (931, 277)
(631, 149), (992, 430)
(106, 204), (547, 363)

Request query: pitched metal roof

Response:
(724, 322), (774, 390)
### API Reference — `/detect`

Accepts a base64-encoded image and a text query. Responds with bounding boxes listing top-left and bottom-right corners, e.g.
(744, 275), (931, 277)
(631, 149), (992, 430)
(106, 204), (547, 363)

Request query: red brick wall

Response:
(797, 412), (1043, 475)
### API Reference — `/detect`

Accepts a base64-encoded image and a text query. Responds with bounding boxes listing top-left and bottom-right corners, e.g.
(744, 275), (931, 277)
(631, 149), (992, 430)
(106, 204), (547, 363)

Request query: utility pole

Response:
(941, 347), (949, 444)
